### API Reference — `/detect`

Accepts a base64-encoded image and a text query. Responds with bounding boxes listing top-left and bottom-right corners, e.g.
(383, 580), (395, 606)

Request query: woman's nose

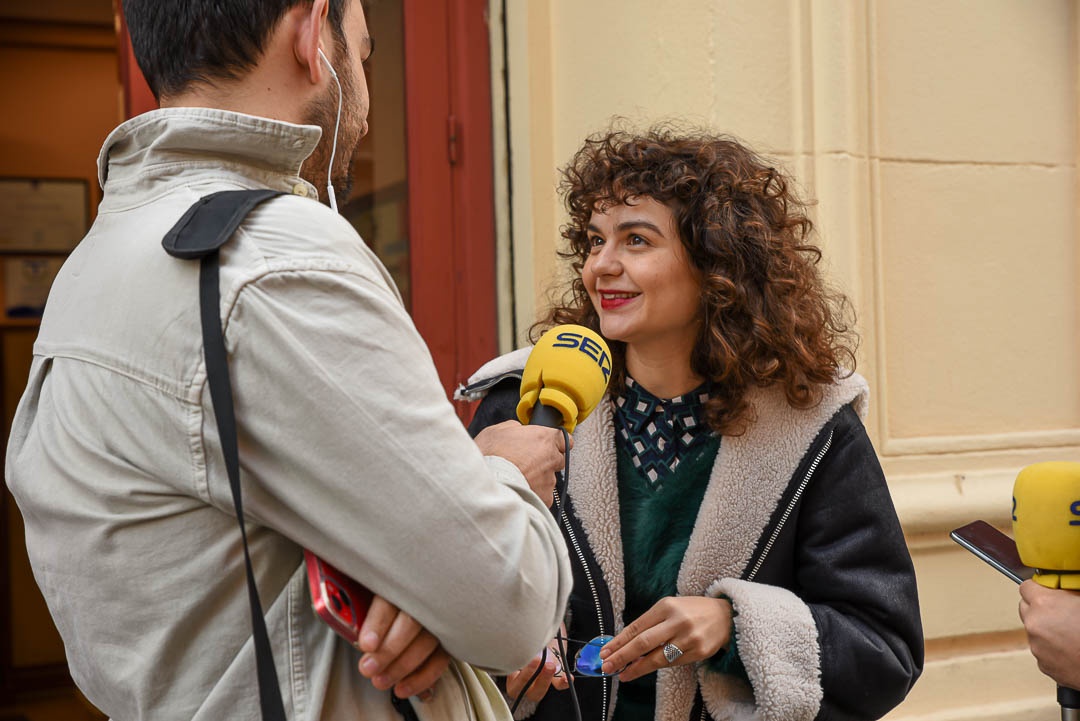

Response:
(589, 244), (621, 275)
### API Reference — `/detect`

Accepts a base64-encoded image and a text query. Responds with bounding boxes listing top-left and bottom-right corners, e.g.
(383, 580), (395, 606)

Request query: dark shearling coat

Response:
(460, 351), (923, 721)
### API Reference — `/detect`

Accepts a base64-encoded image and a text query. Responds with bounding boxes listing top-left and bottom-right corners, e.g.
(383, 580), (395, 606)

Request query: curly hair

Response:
(535, 124), (858, 436)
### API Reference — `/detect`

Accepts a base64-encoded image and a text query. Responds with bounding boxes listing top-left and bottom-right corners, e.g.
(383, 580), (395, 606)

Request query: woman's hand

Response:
(356, 595), (452, 700)
(599, 596), (732, 682)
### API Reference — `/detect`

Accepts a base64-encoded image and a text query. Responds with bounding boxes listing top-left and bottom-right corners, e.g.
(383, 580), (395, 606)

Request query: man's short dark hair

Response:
(124, 0), (348, 100)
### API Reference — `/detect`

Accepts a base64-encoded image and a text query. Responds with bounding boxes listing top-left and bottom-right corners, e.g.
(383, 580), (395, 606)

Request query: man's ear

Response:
(294, 0), (330, 85)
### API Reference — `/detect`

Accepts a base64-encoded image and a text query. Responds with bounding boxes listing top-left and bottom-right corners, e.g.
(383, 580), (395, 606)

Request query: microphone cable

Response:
(509, 646), (549, 716)
(556, 627), (583, 721)
(509, 428), (583, 721)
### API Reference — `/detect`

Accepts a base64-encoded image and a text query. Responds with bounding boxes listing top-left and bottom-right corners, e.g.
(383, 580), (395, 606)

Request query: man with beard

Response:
(4, 1), (572, 720)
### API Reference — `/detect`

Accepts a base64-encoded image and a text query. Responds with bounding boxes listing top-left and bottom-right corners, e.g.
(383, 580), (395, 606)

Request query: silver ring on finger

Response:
(663, 642), (684, 664)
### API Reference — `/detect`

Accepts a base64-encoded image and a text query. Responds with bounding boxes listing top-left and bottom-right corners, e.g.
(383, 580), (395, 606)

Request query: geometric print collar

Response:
(613, 376), (715, 489)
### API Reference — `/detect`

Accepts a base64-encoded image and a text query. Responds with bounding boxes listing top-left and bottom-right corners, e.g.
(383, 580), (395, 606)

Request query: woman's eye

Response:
(628, 234), (648, 246)
(588, 236), (605, 249)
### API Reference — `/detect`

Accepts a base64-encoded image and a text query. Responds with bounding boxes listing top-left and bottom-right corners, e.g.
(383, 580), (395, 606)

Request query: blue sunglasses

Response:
(552, 634), (627, 678)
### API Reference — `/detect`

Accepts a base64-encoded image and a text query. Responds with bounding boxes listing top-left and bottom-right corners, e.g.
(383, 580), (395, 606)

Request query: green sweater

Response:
(614, 438), (748, 721)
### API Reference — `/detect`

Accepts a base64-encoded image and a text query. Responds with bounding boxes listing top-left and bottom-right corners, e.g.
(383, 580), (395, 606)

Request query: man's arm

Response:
(218, 265), (571, 672)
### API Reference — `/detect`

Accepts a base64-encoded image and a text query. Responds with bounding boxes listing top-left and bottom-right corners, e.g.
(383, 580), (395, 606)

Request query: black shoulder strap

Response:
(163, 189), (285, 258)
(163, 188), (287, 721)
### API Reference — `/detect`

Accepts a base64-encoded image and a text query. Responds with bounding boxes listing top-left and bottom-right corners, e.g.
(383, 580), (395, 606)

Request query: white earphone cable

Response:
(318, 48), (343, 213)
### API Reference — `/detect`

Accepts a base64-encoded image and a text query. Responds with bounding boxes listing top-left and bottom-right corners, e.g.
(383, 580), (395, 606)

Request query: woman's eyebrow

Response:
(616, 219), (665, 235)
(586, 219), (666, 235)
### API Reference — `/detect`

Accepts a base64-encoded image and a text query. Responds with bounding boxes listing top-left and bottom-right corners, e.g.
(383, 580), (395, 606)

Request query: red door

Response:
(403, 0), (497, 409)
(118, 0), (498, 413)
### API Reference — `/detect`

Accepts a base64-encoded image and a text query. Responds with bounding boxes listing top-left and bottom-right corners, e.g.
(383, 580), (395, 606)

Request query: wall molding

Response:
(883, 429), (1080, 457)
(889, 467), (1017, 536)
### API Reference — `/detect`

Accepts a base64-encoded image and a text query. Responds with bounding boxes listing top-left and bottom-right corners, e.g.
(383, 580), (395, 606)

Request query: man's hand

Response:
(505, 624), (573, 706)
(505, 644), (571, 706)
(357, 595), (451, 700)
(1019, 580), (1080, 689)
(474, 420), (570, 507)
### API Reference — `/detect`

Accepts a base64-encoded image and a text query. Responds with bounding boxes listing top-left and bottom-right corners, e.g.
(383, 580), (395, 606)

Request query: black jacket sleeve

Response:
(793, 405), (924, 720)
(467, 378), (522, 438)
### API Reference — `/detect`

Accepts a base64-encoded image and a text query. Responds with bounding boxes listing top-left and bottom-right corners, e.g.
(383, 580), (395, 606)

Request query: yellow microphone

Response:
(1012, 461), (1080, 590)
(517, 325), (612, 432)
(1013, 464), (1080, 721)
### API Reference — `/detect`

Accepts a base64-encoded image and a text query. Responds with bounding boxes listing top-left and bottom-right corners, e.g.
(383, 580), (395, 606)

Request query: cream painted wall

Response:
(496, 0), (1079, 718)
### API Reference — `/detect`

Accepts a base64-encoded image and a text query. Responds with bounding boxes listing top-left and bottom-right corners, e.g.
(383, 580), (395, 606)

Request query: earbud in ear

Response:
(317, 48), (338, 78)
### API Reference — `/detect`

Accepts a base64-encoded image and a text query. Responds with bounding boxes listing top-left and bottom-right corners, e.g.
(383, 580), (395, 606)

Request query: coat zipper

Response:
(556, 431), (833, 721)
(686, 432), (832, 721)
(746, 430), (833, 582)
(553, 486), (610, 721)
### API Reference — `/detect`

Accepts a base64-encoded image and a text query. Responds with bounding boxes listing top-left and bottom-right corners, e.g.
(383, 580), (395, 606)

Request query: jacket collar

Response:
(571, 374), (868, 600)
(97, 107), (322, 197)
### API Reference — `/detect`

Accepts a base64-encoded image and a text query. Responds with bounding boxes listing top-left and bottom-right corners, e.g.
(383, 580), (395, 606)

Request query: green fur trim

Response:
(617, 438), (719, 613)
(617, 442), (749, 686)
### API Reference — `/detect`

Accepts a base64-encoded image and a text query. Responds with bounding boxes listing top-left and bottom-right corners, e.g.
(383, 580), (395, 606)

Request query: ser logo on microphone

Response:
(551, 330), (612, 381)
(1012, 495), (1080, 526)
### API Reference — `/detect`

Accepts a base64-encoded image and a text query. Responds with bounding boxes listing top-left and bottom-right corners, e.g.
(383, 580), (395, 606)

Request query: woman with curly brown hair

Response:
(458, 126), (923, 721)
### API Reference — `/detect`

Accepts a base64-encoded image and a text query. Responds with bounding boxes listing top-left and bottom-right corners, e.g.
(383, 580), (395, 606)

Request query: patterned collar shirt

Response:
(613, 376), (716, 490)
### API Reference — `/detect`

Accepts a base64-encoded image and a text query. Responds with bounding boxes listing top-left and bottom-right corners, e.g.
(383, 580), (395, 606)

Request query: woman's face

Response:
(582, 197), (702, 353)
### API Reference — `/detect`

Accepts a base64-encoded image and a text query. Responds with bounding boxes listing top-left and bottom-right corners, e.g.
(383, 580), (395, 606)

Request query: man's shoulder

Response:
(213, 191), (395, 291)
(240, 192), (364, 256)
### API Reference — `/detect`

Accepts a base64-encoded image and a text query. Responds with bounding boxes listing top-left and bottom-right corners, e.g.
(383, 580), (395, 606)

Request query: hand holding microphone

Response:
(474, 325), (611, 506)
(1013, 461), (1080, 717)
(474, 421), (570, 507)
(1019, 581), (1080, 691)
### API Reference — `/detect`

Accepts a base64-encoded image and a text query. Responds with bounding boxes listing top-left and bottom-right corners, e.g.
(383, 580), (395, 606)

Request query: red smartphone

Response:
(950, 520), (1036, 584)
(304, 549), (373, 645)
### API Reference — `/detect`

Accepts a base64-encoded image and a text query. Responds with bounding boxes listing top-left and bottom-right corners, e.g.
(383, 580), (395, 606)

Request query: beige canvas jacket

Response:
(6, 108), (570, 721)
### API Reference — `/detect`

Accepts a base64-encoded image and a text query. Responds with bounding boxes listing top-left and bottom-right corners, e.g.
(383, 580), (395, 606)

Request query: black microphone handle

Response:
(528, 402), (565, 429)
(1060, 686), (1080, 721)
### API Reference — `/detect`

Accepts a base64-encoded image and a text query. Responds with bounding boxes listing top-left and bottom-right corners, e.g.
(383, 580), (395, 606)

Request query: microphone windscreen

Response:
(517, 325), (612, 432)
(1012, 461), (1080, 589)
